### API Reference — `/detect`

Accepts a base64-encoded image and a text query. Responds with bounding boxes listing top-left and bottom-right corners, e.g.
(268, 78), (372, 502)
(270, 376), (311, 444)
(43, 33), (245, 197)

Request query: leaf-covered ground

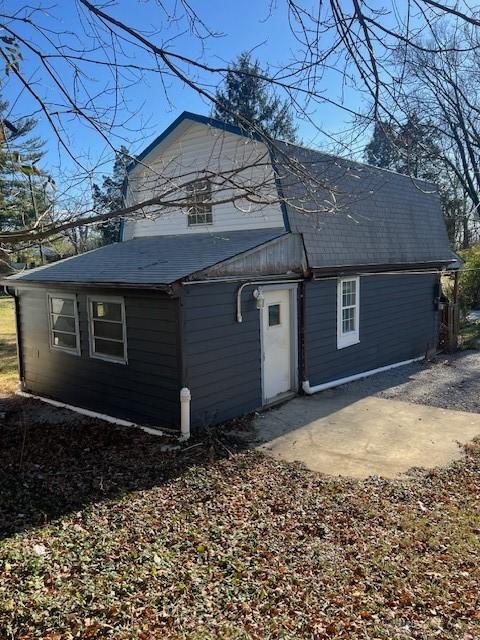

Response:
(1, 397), (479, 639)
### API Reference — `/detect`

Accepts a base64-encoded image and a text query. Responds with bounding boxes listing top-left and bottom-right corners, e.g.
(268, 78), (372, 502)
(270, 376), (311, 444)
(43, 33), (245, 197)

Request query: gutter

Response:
(1, 280), (174, 293)
(312, 262), (452, 278)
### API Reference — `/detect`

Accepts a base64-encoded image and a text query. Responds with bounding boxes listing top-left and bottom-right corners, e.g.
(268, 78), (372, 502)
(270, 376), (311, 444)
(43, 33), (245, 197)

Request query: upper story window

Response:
(48, 293), (80, 355)
(337, 276), (360, 349)
(186, 178), (212, 226)
(88, 296), (127, 364)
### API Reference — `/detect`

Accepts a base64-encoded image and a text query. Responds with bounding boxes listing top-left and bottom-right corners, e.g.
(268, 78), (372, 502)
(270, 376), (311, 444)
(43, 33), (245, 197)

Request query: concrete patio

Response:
(254, 385), (480, 479)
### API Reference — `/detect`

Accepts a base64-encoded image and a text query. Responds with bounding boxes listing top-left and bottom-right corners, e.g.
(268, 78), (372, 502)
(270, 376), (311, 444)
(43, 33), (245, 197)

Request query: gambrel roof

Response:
(272, 141), (454, 269)
(126, 111), (454, 270)
(5, 112), (455, 288)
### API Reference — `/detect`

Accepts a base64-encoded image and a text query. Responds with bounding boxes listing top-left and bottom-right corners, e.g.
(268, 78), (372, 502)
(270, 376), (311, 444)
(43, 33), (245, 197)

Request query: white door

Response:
(262, 288), (294, 403)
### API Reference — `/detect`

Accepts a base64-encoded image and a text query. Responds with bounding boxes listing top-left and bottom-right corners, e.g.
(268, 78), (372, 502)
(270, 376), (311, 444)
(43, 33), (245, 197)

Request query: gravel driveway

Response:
(342, 350), (480, 414)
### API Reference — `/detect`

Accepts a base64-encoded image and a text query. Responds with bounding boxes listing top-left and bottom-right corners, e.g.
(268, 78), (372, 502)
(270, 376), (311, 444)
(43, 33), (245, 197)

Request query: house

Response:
(2, 112), (456, 434)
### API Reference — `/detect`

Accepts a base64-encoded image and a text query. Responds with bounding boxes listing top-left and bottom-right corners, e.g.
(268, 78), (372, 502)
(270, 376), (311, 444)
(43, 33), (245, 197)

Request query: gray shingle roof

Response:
(274, 142), (454, 268)
(6, 113), (455, 288)
(7, 229), (286, 286)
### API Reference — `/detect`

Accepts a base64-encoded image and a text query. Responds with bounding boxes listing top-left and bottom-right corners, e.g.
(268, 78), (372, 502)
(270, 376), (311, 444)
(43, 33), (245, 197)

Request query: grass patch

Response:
(0, 297), (18, 394)
(0, 402), (479, 639)
(459, 319), (480, 349)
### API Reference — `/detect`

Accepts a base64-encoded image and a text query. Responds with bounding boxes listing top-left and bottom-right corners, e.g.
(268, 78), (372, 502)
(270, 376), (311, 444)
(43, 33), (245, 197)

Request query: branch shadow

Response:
(0, 396), (239, 541)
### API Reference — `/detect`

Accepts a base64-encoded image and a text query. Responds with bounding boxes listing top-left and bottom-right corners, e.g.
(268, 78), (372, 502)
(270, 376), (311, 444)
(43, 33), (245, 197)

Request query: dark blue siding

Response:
(180, 283), (262, 427)
(304, 274), (439, 385)
(17, 288), (181, 427)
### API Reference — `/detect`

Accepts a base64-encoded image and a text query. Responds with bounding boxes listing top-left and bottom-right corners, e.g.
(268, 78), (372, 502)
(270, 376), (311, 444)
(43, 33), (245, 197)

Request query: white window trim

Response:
(87, 295), (128, 365)
(337, 276), (360, 349)
(47, 292), (81, 356)
(186, 178), (213, 227)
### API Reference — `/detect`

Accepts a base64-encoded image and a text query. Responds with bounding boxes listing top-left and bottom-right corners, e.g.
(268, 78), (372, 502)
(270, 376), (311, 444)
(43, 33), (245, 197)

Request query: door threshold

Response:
(262, 390), (297, 410)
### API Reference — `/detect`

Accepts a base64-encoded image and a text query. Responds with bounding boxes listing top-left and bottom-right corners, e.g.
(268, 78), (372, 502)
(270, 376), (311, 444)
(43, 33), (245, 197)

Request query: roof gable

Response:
(127, 112), (260, 174)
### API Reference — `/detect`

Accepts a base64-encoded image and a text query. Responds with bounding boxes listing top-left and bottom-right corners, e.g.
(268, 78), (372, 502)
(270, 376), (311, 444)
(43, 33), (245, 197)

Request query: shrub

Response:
(458, 245), (480, 312)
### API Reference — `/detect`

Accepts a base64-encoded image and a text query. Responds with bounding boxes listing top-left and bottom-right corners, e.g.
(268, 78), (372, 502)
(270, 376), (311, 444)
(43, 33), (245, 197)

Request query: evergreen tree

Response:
(364, 114), (465, 246)
(92, 146), (130, 245)
(364, 115), (441, 180)
(213, 52), (297, 142)
(0, 96), (48, 232)
(364, 121), (398, 169)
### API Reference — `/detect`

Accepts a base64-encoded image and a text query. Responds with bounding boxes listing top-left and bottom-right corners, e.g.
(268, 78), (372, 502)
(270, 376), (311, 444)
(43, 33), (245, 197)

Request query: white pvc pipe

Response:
(180, 387), (191, 440)
(236, 278), (302, 323)
(15, 390), (173, 437)
(302, 356), (424, 395)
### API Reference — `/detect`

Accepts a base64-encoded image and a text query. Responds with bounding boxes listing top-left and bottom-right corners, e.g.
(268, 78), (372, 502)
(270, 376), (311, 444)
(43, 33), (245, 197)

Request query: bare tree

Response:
(1, 1), (480, 247)
(373, 22), (480, 246)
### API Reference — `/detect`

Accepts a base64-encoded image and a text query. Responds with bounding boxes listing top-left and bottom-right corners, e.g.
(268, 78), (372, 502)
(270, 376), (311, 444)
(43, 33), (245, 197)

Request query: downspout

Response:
(177, 291), (190, 440)
(180, 387), (191, 440)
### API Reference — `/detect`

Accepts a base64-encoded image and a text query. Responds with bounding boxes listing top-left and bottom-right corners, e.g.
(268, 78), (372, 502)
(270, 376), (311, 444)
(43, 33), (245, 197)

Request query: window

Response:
(48, 293), (80, 355)
(268, 303), (281, 327)
(186, 178), (212, 226)
(337, 277), (360, 349)
(88, 297), (127, 364)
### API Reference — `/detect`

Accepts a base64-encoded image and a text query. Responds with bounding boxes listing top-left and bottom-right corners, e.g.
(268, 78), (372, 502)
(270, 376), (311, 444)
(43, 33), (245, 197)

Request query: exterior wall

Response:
(16, 287), (181, 427)
(14, 273), (439, 432)
(180, 282), (262, 427)
(304, 273), (439, 385)
(124, 121), (285, 239)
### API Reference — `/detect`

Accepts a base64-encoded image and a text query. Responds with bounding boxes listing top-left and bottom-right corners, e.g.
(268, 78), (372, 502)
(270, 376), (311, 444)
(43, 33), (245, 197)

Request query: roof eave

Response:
(2, 279), (174, 292)
(311, 260), (456, 277)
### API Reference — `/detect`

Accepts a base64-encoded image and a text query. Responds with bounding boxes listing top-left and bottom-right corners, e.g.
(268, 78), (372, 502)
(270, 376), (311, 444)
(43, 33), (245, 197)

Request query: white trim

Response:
(87, 295), (128, 364)
(47, 292), (81, 356)
(337, 276), (360, 349)
(302, 356), (424, 394)
(15, 390), (175, 437)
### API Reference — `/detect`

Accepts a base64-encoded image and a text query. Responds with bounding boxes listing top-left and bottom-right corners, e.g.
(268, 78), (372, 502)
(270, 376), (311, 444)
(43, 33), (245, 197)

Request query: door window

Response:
(268, 303), (281, 327)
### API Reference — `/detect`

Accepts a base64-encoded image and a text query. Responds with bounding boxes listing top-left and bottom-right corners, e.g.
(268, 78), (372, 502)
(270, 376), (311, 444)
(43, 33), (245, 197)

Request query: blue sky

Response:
(5, 0), (367, 182)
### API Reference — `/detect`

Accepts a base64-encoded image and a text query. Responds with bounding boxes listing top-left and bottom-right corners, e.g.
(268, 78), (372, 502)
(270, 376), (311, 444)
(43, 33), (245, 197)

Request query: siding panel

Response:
(180, 282), (262, 427)
(304, 274), (439, 386)
(17, 287), (181, 427)
(124, 122), (285, 238)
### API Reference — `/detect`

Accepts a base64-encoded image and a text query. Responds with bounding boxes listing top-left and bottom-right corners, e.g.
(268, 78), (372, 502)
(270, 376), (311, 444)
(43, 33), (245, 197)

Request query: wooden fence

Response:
(439, 302), (460, 353)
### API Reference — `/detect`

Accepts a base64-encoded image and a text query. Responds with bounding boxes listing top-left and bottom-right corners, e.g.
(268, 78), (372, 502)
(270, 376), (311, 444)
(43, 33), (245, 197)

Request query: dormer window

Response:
(186, 178), (212, 226)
